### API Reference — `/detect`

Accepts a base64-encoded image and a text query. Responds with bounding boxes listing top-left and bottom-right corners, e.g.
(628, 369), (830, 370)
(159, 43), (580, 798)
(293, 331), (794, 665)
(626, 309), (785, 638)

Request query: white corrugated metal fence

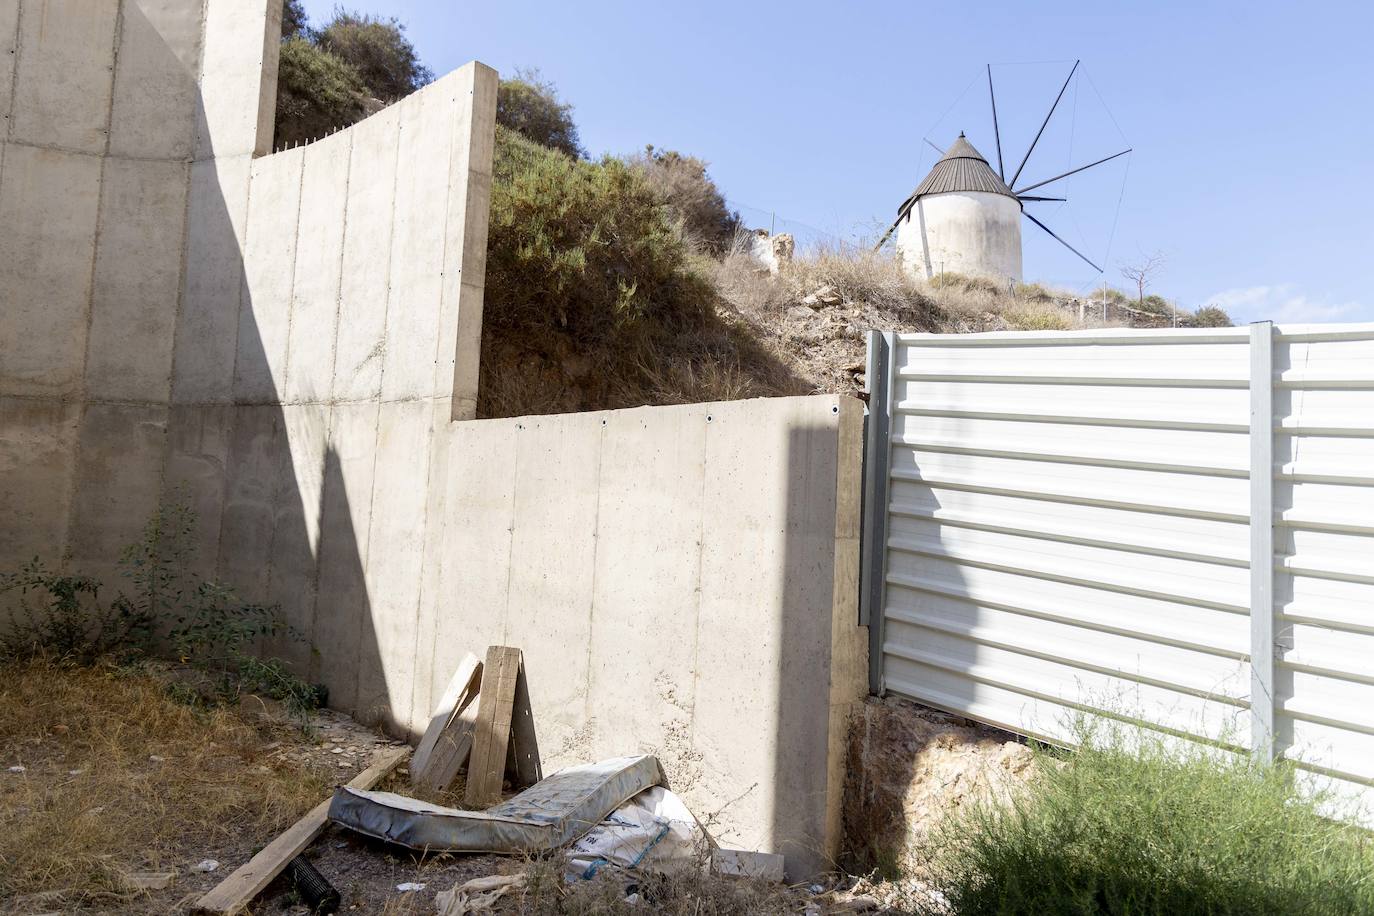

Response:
(860, 323), (1374, 823)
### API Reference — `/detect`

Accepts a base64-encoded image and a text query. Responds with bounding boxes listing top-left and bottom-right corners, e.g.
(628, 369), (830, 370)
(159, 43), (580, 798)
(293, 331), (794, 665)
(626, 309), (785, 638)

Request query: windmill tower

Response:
(896, 132), (1023, 283)
(882, 61), (1131, 285)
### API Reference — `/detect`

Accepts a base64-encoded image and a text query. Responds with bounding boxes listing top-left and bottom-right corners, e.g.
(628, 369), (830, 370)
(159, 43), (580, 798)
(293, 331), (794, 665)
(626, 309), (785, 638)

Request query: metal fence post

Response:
(859, 330), (896, 696)
(1249, 321), (1276, 762)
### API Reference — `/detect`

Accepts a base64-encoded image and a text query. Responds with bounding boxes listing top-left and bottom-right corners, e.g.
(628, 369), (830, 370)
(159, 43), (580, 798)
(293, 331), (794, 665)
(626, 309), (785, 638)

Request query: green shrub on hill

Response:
(624, 146), (741, 254)
(1192, 305), (1233, 327)
(496, 69), (584, 159)
(485, 125), (714, 343)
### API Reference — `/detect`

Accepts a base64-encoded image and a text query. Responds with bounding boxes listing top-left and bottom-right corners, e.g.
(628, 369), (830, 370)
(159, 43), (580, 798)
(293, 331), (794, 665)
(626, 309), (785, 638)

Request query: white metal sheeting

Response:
(866, 323), (1374, 824)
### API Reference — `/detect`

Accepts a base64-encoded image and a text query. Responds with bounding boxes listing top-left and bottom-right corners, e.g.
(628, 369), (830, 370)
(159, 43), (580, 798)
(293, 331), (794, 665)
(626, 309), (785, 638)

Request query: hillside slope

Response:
(477, 128), (1228, 418)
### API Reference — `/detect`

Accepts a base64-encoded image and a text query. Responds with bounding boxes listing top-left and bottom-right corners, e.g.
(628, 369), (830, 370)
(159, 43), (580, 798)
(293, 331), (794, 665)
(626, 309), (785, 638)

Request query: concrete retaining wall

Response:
(0, 0), (867, 872)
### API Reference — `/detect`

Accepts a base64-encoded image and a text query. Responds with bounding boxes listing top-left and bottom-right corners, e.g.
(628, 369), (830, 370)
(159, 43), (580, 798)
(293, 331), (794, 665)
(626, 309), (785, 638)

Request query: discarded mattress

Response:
(565, 785), (707, 880)
(327, 754), (664, 853)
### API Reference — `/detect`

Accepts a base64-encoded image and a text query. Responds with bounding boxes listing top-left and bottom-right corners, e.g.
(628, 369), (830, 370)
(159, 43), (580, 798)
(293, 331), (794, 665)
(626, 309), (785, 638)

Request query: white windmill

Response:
(879, 61), (1131, 285)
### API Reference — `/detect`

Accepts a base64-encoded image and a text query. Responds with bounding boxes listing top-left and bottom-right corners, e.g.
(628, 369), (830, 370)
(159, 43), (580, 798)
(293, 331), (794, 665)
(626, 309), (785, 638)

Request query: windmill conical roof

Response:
(900, 133), (1018, 211)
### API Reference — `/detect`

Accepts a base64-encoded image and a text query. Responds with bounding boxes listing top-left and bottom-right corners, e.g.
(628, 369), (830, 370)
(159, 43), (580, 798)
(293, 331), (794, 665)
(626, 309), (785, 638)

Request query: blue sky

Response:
(301, 0), (1374, 324)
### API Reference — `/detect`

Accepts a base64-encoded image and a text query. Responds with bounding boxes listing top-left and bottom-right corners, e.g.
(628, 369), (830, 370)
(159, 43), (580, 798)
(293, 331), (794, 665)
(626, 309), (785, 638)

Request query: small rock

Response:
(787, 305), (814, 320)
(191, 859), (219, 873)
(7, 765), (25, 774)
(337, 759), (349, 768)
(802, 284), (842, 307)
(396, 882), (426, 892)
(68, 769), (83, 776)
(149, 755), (165, 763)
(331, 747), (343, 754)
(51, 724), (69, 735)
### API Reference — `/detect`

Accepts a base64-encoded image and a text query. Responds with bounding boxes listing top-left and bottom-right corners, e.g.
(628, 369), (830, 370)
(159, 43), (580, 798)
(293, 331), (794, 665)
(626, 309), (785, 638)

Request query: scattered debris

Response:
(713, 847), (785, 882)
(192, 746), (408, 915)
(435, 873), (525, 915)
(7, 764), (25, 773)
(566, 785), (706, 880)
(284, 855), (341, 914)
(396, 881), (427, 892)
(330, 755), (663, 853)
(192, 859), (220, 873)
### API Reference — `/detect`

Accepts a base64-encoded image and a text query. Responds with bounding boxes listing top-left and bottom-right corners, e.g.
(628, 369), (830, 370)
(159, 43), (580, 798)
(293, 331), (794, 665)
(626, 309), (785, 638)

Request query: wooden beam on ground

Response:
(193, 746), (408, 915)
(465, 646), (522, 806)
(411, 653), (482, 787)
(506, 655), (542, 788)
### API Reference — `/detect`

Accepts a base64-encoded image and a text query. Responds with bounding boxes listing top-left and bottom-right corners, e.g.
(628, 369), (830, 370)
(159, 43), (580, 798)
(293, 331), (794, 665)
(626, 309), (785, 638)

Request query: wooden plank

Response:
(411, 652), (481, 781)
(193, 746), (408, 915)
(506, 656), (542, 788)
(464, 645), (521, 806)
(414, 679), (482, 792)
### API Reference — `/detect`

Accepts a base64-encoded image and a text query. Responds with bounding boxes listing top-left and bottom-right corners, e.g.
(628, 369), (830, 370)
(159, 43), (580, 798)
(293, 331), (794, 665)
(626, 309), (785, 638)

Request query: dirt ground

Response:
(3, 661), (1027, 915)
(842, 694), (1037, 880)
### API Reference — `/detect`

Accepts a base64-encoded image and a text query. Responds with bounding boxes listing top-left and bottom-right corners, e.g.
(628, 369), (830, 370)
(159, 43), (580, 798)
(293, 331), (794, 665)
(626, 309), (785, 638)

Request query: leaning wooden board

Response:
(411, 652), (482, 784)
(464, 646), (522, 806)
(193, 746), (408, 915)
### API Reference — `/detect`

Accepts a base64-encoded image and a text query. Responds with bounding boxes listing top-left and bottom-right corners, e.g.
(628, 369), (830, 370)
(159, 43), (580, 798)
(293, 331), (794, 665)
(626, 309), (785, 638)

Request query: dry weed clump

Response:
(0, 658), (329, 912)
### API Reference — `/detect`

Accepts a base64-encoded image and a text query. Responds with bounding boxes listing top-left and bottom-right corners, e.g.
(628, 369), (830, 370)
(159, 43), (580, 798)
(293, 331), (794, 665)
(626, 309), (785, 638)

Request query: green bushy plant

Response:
(1192, 305), (1233, 327)
(496, 68), (584, 158)
(485, 125), (714, 343)
(2, 501), (324, 722)
(274, 35), (367, 147)
(925, 721), (1374, 915)
(623, 146), (741, 253)
(315, 11), (433, 102)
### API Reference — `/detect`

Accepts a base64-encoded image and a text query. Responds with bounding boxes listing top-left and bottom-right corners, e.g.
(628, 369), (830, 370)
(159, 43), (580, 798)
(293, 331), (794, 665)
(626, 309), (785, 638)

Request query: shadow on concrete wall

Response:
(147, 4), (391, 729)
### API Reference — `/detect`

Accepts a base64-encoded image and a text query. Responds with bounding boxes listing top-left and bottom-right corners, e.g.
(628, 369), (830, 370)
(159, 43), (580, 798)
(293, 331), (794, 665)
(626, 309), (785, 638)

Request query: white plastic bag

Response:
(565, 786), (706, 880)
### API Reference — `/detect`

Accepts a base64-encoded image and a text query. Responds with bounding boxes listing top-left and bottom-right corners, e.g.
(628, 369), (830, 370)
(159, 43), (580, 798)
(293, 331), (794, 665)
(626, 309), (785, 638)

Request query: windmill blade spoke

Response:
(874, 198), (915, 251)
(1018, 195), (1067, 202)
(1023, 211), (1101, 272)
(924, 137), (944, 155)
(1014, 147), (1132, 195)
(987, 64), (1005, 181)
(1009, 60), (1079, 189)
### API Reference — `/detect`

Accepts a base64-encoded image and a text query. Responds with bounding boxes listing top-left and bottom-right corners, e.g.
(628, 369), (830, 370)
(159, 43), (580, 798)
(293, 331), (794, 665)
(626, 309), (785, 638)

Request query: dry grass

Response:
(0, 658), (330, 913)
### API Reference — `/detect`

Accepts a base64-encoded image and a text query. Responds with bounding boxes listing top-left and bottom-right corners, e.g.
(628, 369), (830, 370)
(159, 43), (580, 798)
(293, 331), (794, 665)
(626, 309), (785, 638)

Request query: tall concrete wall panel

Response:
(9, 0), (118, 153)
(441, 65), (495, 418)
(195, 0), (276, 159)
(173, 155), (251, 404)
(356, 400), (432, 724)
(67, 403), (168, 577)
(311, 400), (381, 713)
(0, 143), (102, 398)
(163, 404), (233, 577)
(283, 132), (350, 404)
(108, 0), (205, 160)
(382, 83), (458, 402)
(86, 157), (189, 403)
(0, 2), (20, 128)
(333, 106), (400, 402)
(236, 146), (303, 403)
(0, 397), (80, 568)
